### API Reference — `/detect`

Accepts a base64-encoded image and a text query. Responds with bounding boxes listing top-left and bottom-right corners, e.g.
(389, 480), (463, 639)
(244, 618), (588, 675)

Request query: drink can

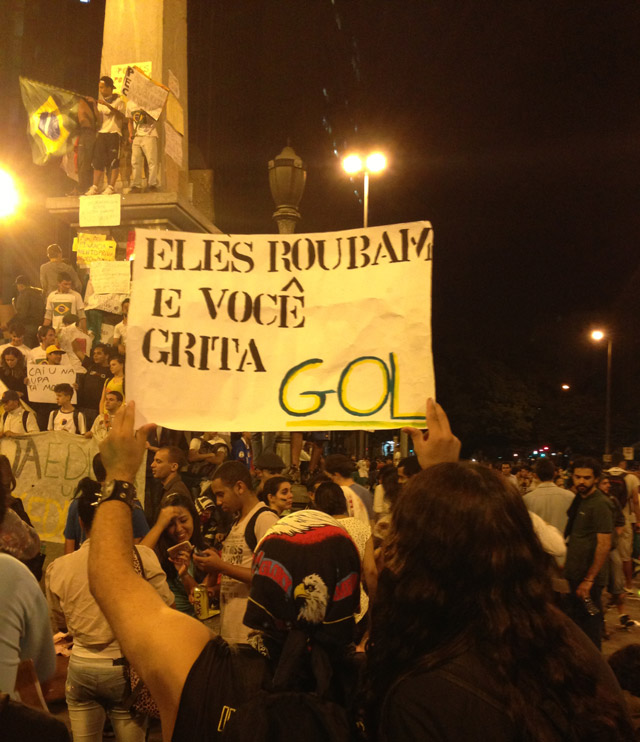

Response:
(193, 586), (209, 619)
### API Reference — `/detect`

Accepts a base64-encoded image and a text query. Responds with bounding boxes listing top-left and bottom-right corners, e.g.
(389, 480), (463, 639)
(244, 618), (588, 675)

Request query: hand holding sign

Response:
(403, 398), (461, 470)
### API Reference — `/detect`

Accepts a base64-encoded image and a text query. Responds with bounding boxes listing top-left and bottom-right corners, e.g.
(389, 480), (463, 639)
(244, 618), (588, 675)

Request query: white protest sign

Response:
(122, 66), (169, 121)
(164, 122), (183, 166)
(27, 363), (77, 403)
(111, 62), (152, 94)
(128, 222), (434, 431)
(79, 194), (121, 227)
(0, 432), (146, 543)
(91, 261), (131, 295)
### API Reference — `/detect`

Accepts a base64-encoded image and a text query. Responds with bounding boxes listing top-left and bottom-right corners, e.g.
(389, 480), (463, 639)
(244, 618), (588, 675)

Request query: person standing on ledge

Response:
(85, 76), (126, 196)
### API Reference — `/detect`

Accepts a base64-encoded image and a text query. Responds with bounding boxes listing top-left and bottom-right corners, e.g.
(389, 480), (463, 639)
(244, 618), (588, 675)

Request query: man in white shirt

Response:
(0, 324), (32, 360)
(0, 391), (39, 436)
(112, 298), (129, 355)
(126, 102), (159, 192)
(523, 458), (574, 533)
(607, 452), (640, 590)
(193, 461), (279, 644)
(43, 274), (87, 332)
(86, 390), (123, 443)
(85, 75), (126, 196)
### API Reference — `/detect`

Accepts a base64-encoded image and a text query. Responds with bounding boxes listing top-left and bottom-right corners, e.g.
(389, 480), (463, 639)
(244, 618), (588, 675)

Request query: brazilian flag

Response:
(19, 77), (81, 165)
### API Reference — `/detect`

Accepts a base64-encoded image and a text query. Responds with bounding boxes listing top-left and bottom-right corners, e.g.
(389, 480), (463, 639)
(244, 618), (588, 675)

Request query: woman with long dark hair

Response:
(141, 492), (206, 617)
(366, 460), (634, 740)
(0, 347), (28, 397)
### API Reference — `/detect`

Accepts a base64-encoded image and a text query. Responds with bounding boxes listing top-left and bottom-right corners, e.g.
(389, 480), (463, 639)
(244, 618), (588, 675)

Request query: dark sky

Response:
(6, 0), (640, 409)
(188, 1), (640, 388)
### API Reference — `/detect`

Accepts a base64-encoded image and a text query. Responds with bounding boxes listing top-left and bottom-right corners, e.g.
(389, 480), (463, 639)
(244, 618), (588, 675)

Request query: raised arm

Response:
(89, 402), (212, 741)
(402, 398), (461, 470)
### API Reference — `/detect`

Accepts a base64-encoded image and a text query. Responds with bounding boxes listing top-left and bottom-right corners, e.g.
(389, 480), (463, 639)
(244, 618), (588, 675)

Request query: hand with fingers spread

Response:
(99, 401), (156, 482)
(402, 398), (461, 470)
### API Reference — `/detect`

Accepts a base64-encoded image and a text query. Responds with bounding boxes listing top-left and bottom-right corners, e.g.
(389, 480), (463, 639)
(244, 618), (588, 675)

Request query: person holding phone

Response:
(140, 493), (206, 616)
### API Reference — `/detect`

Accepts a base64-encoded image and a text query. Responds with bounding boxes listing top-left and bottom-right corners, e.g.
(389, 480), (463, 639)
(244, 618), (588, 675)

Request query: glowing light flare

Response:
(561, 384), (570, 390)
(591, 330), (605, 341)
(342, 154), (363, 174)
(366, 152), (387, 173)
(0, 169), (20, 219)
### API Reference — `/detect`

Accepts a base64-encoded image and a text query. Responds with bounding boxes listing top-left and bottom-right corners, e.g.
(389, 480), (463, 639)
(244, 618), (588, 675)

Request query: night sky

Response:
(5, 0), (640, 447)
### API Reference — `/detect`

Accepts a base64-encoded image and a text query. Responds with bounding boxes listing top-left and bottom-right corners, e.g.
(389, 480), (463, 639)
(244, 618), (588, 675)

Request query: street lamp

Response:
(590, 329), (613, 460)
(342, 151), (387, 228)
(561, 384), (570, 390)
(0, 169), (20, 219)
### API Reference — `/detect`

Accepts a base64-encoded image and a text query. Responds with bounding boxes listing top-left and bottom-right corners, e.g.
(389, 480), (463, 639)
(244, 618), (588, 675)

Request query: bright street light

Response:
(0, 169), (20, 219)
(561, 384), (570, 390)
(341, 150), (388, 228)
(590, 328), (612, 460)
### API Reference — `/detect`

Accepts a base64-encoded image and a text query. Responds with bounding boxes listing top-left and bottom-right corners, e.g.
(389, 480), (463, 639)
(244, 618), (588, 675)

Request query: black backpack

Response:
(51, 408), (82, 433)
(2, 409), (30, 432)
(245, 504), (277, 551)
(222, 631), (361, 742)
(607, 472), (628, 510)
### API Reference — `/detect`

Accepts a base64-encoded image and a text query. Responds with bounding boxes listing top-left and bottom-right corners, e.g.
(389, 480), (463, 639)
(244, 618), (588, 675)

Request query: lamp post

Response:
(268, 145), (307, 234)
(342, 152), (387, 228)
(590, 329), (613, 461)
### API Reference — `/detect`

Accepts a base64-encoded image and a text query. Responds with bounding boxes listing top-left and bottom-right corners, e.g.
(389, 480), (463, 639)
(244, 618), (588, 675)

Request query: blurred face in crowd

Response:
(210, 477), (242, 514)
(121, 300), (130, 317)
(501, 463), (512, 476)
(3, 398), (20, 412)
(58, 279), (72, 293)
(151, 449), (176, 482)
(55, 391), (71, 406)
(48, 351), (63, 365)
(166, 506), (194, 544)
(93, 347), (108, 366)
(554, 476), (565, 488)
(599, 477), (610, 495)
(104, 393), (122, 414)
(9, 332), (23, 346)
(110, 358), (124, 375)
(3, 352), (18, 368)
(268, 481), (293, 515)
(573, 467), (596, 498)
(41, 329), (56, 348)
(397, 465), (410, 486)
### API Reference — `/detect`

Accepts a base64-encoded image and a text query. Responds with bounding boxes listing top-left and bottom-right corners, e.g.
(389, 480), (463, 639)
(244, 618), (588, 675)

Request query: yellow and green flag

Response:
(19, 77), (81, 164)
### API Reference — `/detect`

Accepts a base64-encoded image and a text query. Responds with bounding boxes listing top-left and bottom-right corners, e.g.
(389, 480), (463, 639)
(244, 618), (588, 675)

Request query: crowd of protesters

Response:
(2, 244), (640, 739)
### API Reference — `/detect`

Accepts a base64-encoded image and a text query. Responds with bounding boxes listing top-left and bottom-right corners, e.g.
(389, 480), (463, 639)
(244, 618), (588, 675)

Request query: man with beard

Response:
(564, 457), (613, 649)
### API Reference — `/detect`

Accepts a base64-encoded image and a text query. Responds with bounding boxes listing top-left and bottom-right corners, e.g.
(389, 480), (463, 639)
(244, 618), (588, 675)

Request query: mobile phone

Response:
(193, 547), (209, 557)
(167, 540), (193, 558)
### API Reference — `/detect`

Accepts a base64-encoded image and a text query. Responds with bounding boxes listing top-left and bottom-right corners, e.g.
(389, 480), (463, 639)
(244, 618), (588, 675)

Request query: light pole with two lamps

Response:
(590, 329), (613, 461)
(341, 152), (387, 228)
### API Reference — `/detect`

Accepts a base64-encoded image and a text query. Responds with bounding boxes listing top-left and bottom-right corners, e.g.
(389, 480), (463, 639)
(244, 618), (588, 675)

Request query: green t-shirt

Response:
(564, 489), (613, 585)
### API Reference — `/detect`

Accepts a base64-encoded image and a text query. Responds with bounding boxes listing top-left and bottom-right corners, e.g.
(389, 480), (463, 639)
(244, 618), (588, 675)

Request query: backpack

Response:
(607, 473), (628, 510)
(51, 408), (81, 433)
(245, 504), (277, 551)
(2, 409), (30, 432)
(222, 631), (360, 742)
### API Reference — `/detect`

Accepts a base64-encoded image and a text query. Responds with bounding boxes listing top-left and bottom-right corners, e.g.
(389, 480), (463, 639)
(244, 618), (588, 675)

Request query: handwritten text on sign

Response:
(127, 222), (434, 431)
(27, 363), (77, 404)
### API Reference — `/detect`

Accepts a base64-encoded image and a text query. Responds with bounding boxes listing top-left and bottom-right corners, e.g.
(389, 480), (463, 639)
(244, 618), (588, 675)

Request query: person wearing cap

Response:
(45, 345), (66, 365)
(0, 390), (39, 436)
(88, 403), (362, 741)
(11, 277), (44, 347)
(85, 75), (126, 196)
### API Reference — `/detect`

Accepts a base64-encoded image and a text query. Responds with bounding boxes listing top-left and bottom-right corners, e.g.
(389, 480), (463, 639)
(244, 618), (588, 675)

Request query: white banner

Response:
(27, 363), (77, 403)
(128, 223), (434, 431)
(122, 66), (169, 121)
(2, 432), (146, 543)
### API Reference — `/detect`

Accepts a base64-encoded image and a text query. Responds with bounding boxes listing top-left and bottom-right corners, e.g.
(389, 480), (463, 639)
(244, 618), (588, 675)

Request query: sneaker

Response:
(128, 186), (142, 193)
(620, 614), (632, 627)
(84, 184), (100, 196)
(102, 185), (116, 195)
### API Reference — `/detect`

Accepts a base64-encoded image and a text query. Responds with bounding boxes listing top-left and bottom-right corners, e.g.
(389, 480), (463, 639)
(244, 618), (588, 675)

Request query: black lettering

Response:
(199, 287), (228, 319)
(347, 235), (371, 270)
(152, 288), (181, 318)
(231, 242), (255, 272)
(227, 292), (253, 323)
(237, 339), (267, 372)
(372, 232), (400, 265)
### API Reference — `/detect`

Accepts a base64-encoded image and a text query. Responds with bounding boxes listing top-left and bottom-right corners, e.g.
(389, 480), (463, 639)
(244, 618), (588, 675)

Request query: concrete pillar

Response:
(100, 0), (189, 197)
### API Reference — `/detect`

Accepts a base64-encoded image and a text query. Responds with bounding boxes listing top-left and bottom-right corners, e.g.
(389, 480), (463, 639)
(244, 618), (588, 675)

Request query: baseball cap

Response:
(45, 345), (65, 354)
